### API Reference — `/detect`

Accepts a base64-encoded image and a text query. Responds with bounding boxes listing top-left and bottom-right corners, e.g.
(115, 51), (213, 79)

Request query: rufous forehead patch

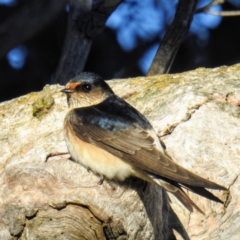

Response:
(66, 82), (83, 90)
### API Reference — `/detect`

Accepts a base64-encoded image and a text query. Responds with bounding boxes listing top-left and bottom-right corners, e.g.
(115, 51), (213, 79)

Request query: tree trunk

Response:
(0, 64), (240, 239)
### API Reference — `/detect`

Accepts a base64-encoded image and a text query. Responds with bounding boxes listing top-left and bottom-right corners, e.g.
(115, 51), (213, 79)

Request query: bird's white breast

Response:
(64, 120), (134, 181)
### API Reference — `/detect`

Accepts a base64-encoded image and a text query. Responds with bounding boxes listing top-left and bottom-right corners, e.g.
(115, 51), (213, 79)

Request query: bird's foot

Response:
(98, 175), (105, 185)
(45, 152), (70, 162)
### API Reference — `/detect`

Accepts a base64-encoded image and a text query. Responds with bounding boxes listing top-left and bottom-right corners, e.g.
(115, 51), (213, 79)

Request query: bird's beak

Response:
(61, 88), (74, 93)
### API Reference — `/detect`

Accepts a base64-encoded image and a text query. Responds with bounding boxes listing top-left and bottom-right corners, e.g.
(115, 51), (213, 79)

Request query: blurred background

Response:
(0, 0), (240, 102)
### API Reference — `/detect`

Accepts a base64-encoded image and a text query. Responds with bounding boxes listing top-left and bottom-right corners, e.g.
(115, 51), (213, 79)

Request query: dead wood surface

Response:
(0, 64), (240, 239)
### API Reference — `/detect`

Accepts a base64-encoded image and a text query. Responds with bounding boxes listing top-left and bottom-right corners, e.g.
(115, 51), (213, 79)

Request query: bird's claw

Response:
(98, 175), (105, 185)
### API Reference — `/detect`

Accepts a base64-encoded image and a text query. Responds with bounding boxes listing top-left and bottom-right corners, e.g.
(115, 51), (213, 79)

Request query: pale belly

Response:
(64, 122), (134, 181)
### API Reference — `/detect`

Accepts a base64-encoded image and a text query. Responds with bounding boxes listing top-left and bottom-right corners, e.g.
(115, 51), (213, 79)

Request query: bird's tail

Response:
(152, 177), (204, 214)
(133, 169), (225, 214)
(146, 173), (225, 214)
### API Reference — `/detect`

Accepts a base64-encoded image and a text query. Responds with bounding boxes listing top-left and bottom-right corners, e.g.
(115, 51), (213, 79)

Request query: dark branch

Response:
(53, 0), (123, 85)
(77, 0), (124, 38)
(147, 0), (198, 76)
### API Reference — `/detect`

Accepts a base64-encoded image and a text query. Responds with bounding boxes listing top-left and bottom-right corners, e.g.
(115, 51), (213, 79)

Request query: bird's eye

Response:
(82, 83), (92, 92)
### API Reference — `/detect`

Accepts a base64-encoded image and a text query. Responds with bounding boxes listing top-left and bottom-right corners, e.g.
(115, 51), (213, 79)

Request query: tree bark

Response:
(1, 64), (240, 239)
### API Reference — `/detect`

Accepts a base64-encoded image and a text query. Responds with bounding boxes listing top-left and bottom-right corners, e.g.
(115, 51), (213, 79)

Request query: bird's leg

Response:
(98, 175), (105, 185)
(85, 167), (105, 185)
(45, 152), (70, 162)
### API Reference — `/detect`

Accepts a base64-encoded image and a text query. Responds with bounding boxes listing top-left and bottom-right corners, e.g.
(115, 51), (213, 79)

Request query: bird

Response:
(61, 72), (226, 214)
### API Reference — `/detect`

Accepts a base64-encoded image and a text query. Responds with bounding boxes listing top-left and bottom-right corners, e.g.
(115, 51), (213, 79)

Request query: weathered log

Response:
(0, 64), (240, 239)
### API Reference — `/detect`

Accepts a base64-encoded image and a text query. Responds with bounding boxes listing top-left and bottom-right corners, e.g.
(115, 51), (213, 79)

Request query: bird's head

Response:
(61, 72), (114, 108)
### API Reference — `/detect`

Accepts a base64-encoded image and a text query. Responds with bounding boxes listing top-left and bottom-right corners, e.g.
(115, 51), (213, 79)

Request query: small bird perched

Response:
(61, 72), (226, 213)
